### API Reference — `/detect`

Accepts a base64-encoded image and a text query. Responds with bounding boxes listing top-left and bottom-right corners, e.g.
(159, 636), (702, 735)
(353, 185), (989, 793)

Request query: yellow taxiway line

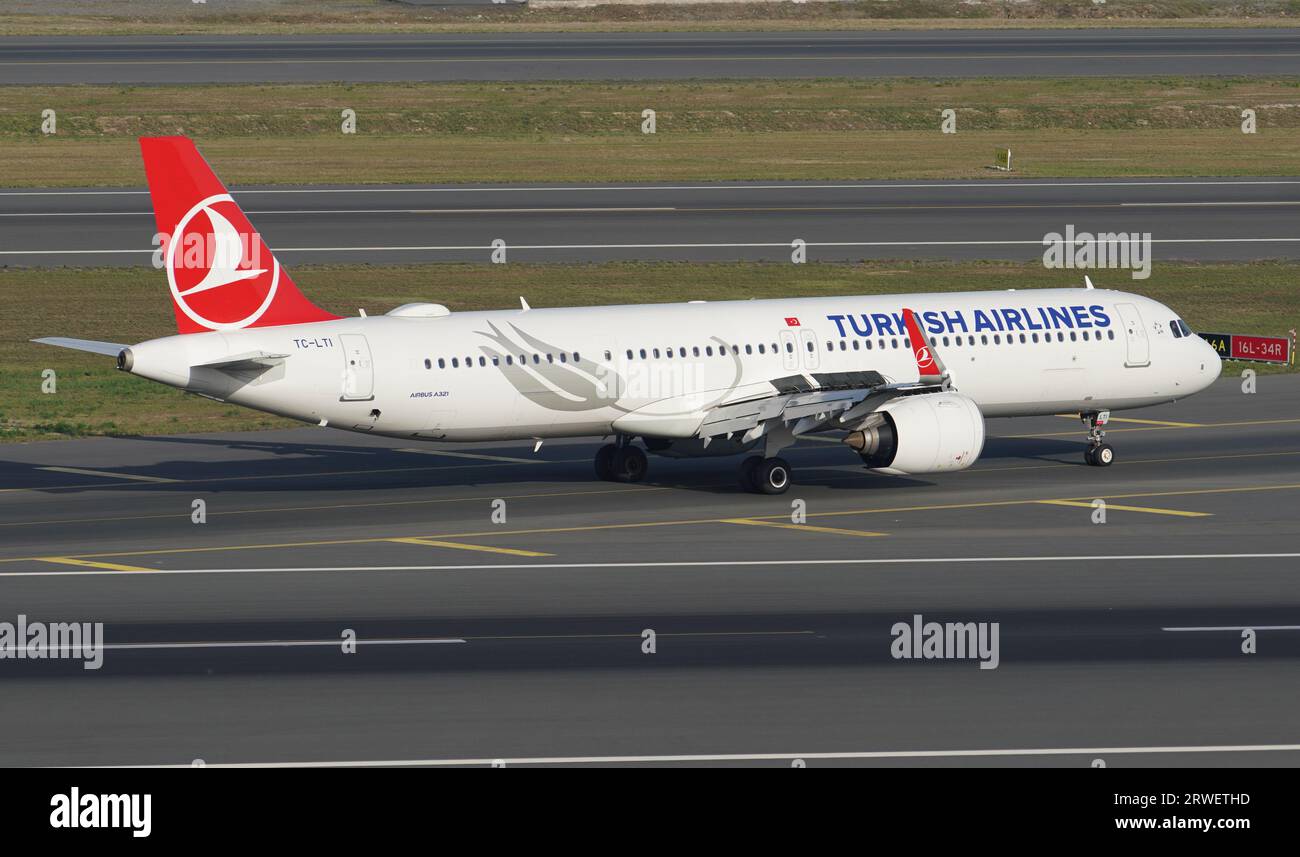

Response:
(387, 537), (553, 558)
(4, 482), (1298, 569)
(37, 466), (178, 484)
(37, 556), (153, 572)
(720, 518), (888, 537)
(1035, 499), (1211, 518)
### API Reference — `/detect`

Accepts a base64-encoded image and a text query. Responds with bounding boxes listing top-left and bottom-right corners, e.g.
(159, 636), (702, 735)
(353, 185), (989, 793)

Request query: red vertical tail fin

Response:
(140, 136), (339, 334)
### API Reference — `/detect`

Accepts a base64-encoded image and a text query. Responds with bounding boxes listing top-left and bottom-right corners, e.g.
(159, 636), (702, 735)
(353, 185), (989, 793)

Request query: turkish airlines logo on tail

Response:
(914, 344), (936, 371)
(784, 317), (800, 327)
(165, 193), (278, 330)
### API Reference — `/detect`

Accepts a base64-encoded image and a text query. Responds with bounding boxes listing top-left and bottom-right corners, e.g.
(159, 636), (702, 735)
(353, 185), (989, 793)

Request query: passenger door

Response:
(1115, 302), (1150, 367)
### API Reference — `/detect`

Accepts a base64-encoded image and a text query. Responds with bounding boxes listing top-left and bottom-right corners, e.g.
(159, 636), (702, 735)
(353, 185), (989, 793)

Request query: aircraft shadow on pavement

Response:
(1, 432), (1083, 496)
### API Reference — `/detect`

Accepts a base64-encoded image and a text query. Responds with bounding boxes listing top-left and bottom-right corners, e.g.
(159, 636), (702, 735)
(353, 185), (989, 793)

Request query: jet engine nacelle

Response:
(844, 392), (985, 475)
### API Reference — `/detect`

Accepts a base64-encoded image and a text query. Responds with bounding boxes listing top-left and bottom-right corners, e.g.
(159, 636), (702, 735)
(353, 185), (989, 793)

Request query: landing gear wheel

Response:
(594, 444), (617, 481)
(739, 455), (763, 491)
(753, 457), (792, 495)
(611, 445), (648, 483)
(1081, 411), (1114, 468)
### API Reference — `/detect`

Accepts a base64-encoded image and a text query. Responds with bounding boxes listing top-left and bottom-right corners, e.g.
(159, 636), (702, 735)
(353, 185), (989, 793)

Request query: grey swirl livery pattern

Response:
(475, 321), (745, 416)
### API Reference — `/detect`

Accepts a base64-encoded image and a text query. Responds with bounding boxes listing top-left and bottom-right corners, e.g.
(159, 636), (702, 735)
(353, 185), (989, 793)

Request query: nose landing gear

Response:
(1082, 410), (1115, 467)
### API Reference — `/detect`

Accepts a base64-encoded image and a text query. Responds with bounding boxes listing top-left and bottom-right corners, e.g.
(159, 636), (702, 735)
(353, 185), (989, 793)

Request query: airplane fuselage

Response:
(122, 287), (1222, 443)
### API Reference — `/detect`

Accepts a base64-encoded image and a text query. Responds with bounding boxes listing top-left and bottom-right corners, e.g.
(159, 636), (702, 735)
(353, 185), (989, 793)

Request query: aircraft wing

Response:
(695, 308), (951, 444)
(31, 337), (129, 357)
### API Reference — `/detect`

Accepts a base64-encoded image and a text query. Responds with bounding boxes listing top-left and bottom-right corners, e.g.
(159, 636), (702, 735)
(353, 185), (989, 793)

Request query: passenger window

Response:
(994, 335), (1001, 345)
(1109, 330), (1116, 340)
(785, 342), (794, 353)
(452, 358), (459, 368)
(438, 358), (446, 369)
(653, 348), (660, 359)
(505, 355), (513, 365)
(479, 356), (486, 366)
(559, 353), (567, 363)
(639, 348), (647, 359)
(1069, 332), (1077, 342)
(745, 344), (753, 355)
(493, 356), (500, 366)
(852, 340), (860, 351)
(693, 346), (701, 357)
(1019, 334), (1026, 343)
(706, 346), (714, 356)
(890, 339), (898, 349)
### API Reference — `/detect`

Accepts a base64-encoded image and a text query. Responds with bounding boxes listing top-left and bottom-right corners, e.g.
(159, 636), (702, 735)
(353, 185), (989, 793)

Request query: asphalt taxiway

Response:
(5, 176), (1300, 266)
(1, 374), (1299, 766)
(2, 29), (1299, 84)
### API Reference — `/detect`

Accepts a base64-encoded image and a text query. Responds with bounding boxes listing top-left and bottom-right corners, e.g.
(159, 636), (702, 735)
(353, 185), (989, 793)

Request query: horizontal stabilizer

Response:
(32, 337), (129, 357)
(192, 351), (290, 372)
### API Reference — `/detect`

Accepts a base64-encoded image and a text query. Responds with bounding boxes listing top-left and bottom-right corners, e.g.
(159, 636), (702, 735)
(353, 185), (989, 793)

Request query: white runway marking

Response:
(1163, 625), (1300, 632)
(0, 207), (676, 217)
(8, 236), (1300, 257)
(2, 552), (1298, 578)
(32, 638), (466, 654)
(103, 742), (1300, 768)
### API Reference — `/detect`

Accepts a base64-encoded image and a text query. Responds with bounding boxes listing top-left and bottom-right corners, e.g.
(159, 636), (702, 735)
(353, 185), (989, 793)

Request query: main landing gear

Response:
(593, 434), (795, 494)
(1082, 410), (1115, 467)
(594, 437), (648, 483)
(740, 455), (792, 495)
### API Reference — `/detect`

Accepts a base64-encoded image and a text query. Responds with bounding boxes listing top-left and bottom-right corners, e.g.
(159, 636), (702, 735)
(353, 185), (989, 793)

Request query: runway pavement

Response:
(3, 29), (1300, 84)
(5, 176), (1300, 266)
(1, 375), (1299, 766)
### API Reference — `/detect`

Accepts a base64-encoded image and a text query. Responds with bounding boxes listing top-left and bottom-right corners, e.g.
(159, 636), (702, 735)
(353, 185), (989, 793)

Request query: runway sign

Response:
(1197, 332), (1292, 364)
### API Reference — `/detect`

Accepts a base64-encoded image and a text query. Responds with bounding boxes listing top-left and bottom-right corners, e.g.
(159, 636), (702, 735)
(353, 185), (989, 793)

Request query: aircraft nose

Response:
(1193, 337), (1222, 391)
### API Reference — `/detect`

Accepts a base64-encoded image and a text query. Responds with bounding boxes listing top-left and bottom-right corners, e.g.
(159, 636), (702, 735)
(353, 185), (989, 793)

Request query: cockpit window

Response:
(1170, 318), (1183, 338)
(1178, 320), (1193, 337)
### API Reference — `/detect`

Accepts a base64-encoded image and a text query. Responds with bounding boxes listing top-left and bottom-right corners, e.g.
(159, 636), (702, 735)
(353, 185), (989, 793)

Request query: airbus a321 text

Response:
(37, 137), (1221, 494)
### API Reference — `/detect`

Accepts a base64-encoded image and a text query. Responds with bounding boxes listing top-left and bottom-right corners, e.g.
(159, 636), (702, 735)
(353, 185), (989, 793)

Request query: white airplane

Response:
(37, 137), (1221, 494)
